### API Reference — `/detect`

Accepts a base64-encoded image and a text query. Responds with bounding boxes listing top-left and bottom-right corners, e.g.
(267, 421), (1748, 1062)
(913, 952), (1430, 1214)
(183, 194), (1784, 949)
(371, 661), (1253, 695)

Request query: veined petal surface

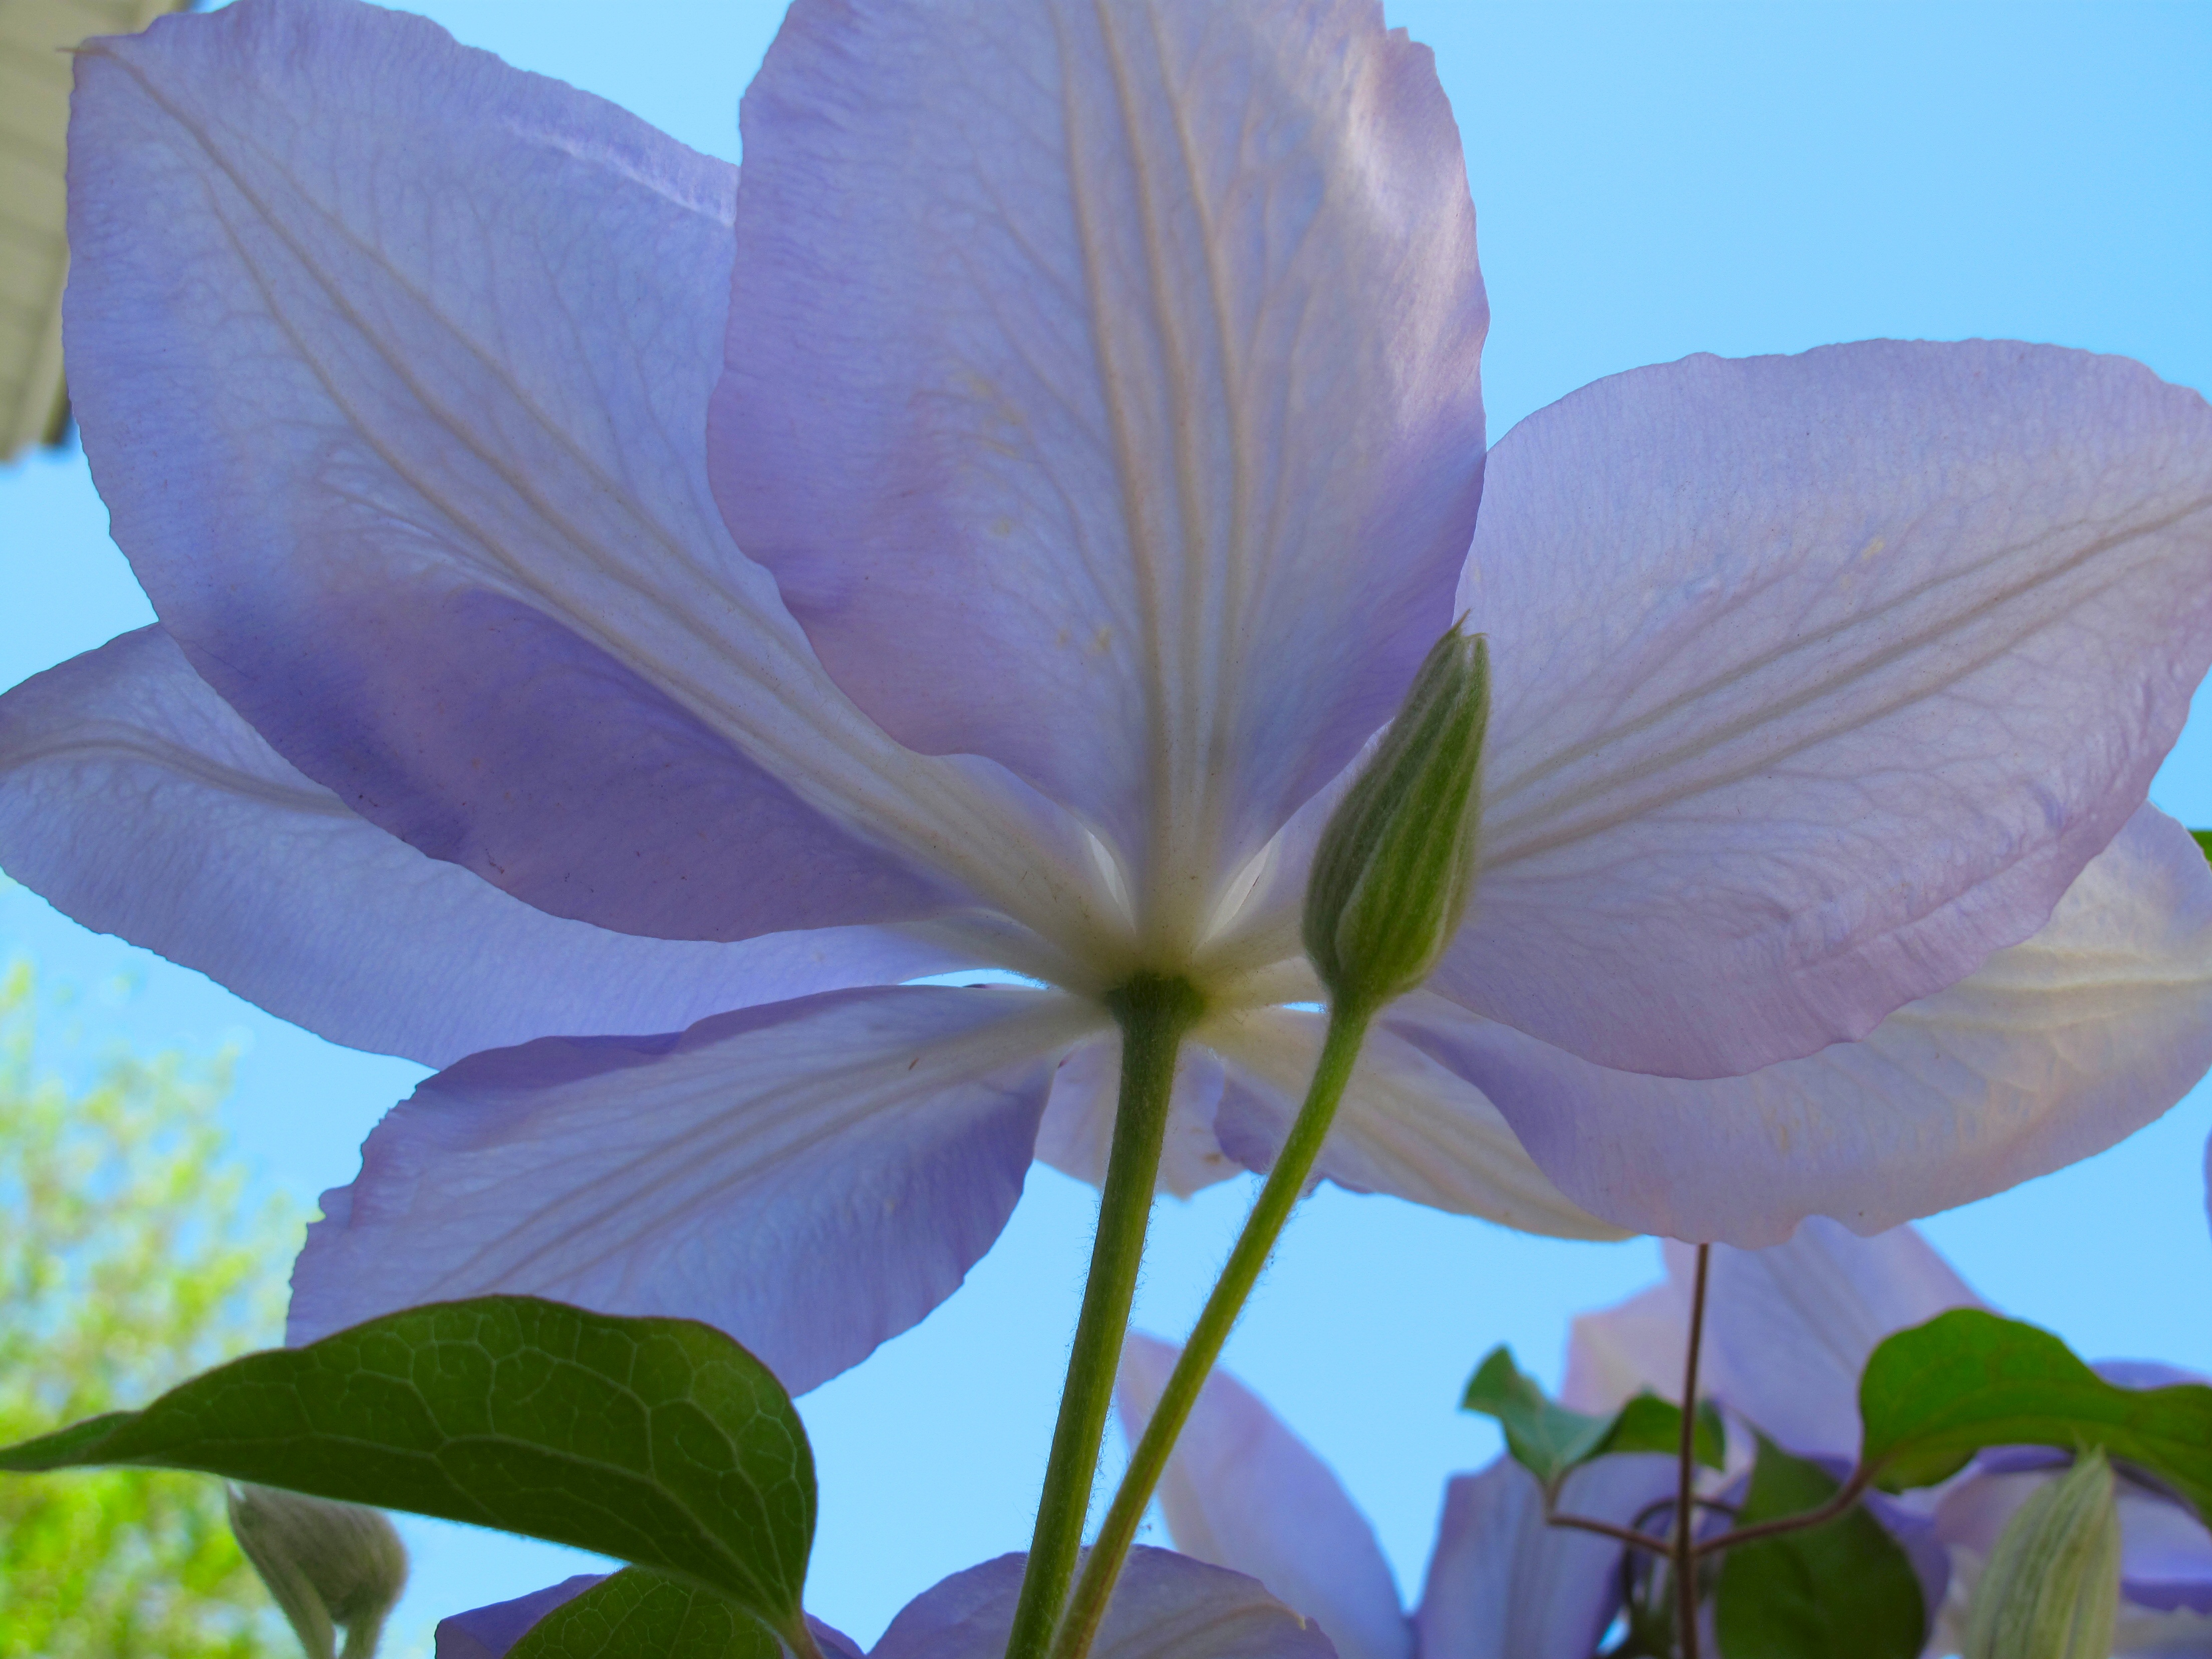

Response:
(1202, 1007), (1624, 1240)
(1413, 1454), (1676, 1659)
(0, 629), (968, 1067)
(1036, 1034), (1241, 1197)
(1698, 1221), (1981, 1460)
(64, 0), (1096, 951)
(1395, 805), (2212, 1243)
(289, 987), (1102, 1394)
(714, 0), (1487, 946)
(871, 1550), (1337, 1659)
(1116, 1335), (1412, 1659)
(1442, 342), (2212, 1078)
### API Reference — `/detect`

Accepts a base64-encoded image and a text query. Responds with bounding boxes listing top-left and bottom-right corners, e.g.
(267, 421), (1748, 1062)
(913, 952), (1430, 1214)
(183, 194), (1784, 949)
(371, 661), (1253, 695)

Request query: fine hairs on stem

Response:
(1045, 997), (1377, 1659)
(1001, 974), (1203, 1659)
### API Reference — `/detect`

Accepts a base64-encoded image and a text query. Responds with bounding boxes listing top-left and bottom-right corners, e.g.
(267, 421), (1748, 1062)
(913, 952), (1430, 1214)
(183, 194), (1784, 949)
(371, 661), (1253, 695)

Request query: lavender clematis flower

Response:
(436, 1551), (1338, 1659)
(10, 0), (2212, 1389)
(1113, 1333), (1675, 1659)
(1568, 1219), (2212, 1655)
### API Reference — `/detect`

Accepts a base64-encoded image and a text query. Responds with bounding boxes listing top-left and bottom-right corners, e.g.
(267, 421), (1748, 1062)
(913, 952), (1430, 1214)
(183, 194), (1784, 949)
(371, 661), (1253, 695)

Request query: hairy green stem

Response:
(1002, 973), (1203, 1659)
(1047, 998), (1376, 1659)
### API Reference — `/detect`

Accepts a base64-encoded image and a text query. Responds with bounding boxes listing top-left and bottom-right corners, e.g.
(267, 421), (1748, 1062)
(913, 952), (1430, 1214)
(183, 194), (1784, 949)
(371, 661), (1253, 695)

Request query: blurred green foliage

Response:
(0, 957), (296, 1657)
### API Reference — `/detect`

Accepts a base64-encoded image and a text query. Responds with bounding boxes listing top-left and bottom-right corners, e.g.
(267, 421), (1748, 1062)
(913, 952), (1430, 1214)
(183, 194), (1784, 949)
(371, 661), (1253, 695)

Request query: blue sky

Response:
(4, 2), (2210, 1650)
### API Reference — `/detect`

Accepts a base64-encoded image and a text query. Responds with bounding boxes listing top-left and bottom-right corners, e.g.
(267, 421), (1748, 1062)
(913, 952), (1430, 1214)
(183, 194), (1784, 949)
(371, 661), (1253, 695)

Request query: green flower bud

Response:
(1304, 624), (1490, 1012)
(227, 1482), (409, 1659)
(1963, 1449), (2121, 1659)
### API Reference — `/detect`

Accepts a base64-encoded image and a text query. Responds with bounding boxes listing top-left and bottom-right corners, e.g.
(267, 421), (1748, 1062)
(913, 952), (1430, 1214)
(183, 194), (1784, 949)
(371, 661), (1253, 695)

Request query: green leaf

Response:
(1461, 1347), (1722, 1488)
(1859, 1310), (2212, 1522)
(1461, 1346), (1613, 1486)
(1714, 1438), (1924, 1659)
(2191, 828), (2212, 867)
(0, 1296), (815, 1641)
(1598, 1394), (1728, 1472)
(508, 1569), (780, 1659)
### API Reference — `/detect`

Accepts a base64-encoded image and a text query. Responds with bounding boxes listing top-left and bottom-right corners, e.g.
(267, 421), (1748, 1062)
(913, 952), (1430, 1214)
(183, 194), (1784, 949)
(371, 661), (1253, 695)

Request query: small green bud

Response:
(227, 1482), (409, 1659)
(1304, 625), (1490, 1012)
(1962, 1450), (2121, 1659)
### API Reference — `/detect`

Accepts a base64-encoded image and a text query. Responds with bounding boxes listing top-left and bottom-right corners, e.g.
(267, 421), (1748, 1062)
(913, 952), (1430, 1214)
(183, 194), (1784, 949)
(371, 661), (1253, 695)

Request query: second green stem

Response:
(1047, 997), (1375, 1659)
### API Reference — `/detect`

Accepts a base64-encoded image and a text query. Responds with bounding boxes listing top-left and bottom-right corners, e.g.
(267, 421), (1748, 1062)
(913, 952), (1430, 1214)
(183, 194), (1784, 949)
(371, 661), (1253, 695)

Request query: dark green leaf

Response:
(2191, 828), (2212, 867)
(1714, 1438), (1924, 1659)
(508, 1569), (779, 1659)
(1462, 1347), (1722, 1488)
(0, 1297), (814, 1640)
(1860, 1310), (2212, 1522)
(1597, 1394), (1727, 1472)
(1461, 1346), (1612, 1486)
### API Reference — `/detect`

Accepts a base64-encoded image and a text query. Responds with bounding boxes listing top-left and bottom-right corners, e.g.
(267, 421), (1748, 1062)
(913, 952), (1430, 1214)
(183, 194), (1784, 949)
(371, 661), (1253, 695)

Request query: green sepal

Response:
(1461, 1346), (1722, 1490)
(0, 1296), (816, 1639)
(1859, 1310), (2212, 1522)
(1713, 1437), (1925, 1659)
(508, 1569), (781, 1659)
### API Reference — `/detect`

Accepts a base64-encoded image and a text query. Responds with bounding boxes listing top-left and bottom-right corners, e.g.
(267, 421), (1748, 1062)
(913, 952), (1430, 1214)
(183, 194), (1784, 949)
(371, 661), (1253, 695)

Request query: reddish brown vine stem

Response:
(1674, 1244), (1712, 1659)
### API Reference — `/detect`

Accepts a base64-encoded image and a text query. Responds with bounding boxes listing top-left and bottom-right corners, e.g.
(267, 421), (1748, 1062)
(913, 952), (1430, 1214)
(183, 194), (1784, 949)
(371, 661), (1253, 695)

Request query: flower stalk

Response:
(1003, 972), (1204, 1659)
(1047, 993), (1376, 1659)
(1047, 623), (1496, 1659)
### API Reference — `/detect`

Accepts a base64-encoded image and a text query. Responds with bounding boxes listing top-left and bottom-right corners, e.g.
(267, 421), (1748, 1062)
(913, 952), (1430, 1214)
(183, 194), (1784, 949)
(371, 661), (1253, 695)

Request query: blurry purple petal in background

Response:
(871, 1550), (1338, 1659)
(1117, 1334), (1413, 1659)
(1569, 1216), (2212, 1646)
(1, 0), (2207, 1387)
(1114, 1334), (1672, 1659)
(439, 1553), (1337, 1659)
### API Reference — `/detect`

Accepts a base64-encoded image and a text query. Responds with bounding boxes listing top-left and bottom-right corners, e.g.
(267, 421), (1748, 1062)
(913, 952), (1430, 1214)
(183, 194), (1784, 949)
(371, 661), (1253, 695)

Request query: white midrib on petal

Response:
(103, 43), (1132, 971)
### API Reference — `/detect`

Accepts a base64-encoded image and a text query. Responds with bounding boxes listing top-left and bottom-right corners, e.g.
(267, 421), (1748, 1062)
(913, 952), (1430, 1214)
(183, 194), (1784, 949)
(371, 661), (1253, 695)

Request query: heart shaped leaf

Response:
(1860, 1309), (2212, 1521)
(0, 1297), (814, 1642)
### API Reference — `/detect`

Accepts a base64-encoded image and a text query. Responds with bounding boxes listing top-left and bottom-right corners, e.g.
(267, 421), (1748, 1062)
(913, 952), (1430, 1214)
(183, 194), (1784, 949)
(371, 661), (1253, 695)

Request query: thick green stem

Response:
(1047, 998), (1375, 1659)
(1002, 973), (1203, 1659)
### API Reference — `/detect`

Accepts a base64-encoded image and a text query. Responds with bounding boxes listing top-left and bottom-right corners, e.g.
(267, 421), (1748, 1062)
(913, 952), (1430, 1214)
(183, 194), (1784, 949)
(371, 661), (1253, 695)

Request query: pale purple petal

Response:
(1036, 1037), (1241, 1198)
(713, 0), (1487, 932)
(1442, 342), (2212, 1078)
(1560, 1280), (1688, 1416)
(290, 988), (1101, 1393)
(1937, 1471), (2212, 1628)
(434, 1576), (605, 1659)
(2117, 1492), (2212, 1617)
(65, 0), (1087, 950)
(2114, 1607), (2212, 1657)
(871, 1550), (1337, 1659)
(1414, 1454), (1676, 1659)
(1202, 1008), (1624, 1240)
(433, 1576), (858, 1658)
(2099, 1360), (2212, 1392)
(1698, 1221), (1982, 1461)
(1393, 805), (2212, 1243)
(0, 630), (971, 1066)
(1115, 1335), (1411, 1659)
